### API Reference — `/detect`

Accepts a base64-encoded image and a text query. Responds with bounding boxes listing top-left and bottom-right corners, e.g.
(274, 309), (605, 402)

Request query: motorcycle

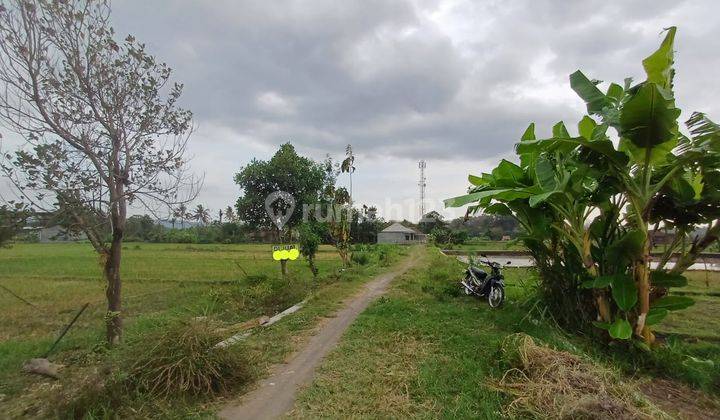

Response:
(460, 254), (509, 308)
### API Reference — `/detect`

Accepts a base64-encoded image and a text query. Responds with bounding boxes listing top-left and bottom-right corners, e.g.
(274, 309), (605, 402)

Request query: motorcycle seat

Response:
(470, 266), (487, 279)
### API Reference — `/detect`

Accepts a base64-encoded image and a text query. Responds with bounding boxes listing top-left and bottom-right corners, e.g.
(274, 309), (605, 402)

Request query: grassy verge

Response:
(292, 247), (720, 418)
(0, 243), (409, 418)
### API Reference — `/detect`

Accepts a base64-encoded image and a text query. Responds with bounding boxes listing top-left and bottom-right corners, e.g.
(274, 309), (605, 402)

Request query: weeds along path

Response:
(218, 249), (420, 420)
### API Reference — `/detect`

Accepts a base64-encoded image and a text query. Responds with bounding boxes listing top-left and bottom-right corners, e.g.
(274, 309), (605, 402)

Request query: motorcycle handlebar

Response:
(471, 258), (511, 268)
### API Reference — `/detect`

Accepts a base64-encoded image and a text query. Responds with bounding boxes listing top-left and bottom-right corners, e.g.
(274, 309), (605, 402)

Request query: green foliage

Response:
(234, 143), (327, 230)
(430, 226), (468, 246)
(0, 204), (28, 247)
(350, 205), (384, 243)
(446, 27), (719, 343)
(298, 222), (322, 277)
(609, 319), (633, 340)
(351, 250), (371, 265)
(230, 274), (310, 316)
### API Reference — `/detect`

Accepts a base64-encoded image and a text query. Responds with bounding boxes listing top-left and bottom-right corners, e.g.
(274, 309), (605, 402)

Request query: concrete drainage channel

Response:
(442, 250), (720, 271)
(216, 298), (310, 348)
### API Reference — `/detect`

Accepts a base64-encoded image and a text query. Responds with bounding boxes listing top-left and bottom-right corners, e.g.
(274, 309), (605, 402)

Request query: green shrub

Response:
(231, 275), (309, 315)
(351, 251), (372, 265)
(420, 262), (462, 300)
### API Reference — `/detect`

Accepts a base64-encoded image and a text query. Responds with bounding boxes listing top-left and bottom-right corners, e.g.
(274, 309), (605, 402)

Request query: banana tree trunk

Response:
(634, 238), (654, 343)
(583, 230), (611, 322)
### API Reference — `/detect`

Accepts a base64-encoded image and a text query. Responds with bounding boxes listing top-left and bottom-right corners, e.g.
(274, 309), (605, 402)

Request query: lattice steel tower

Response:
(418, 160), (427, 219)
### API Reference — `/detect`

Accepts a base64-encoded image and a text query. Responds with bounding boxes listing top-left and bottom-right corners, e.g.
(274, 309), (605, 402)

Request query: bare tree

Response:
(0, 0), (198, 345)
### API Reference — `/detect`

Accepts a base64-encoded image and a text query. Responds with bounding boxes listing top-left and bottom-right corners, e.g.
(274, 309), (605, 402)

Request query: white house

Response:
(377, 222), (426, 244)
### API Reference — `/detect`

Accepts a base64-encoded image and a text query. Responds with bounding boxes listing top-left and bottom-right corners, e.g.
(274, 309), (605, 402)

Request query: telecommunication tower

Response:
(418, 160), (426, 219)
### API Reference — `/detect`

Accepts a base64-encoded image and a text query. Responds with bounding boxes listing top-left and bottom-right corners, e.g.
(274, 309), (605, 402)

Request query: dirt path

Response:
(218, 252), (418, 420)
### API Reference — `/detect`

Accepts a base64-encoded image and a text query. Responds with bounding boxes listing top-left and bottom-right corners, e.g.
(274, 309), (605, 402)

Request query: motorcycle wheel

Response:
(487, 285), (505, 308)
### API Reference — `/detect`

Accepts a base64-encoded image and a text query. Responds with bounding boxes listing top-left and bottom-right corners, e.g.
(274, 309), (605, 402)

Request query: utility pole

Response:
(418, 160), (426, 220)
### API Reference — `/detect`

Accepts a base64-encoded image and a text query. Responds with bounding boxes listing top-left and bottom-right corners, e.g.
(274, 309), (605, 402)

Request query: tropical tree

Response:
(0, 202), (28, 247)
(193, 204), (210, 225)
(0, 0), (196, 344)
(446, 27), (719, 344)
(340, 144), (355, 203)
(351, 204), (383, 243)
(175, 204), (189, 229)
(418, 210), (446, 234)
(224, 206), (236, 222)
(298, 221), (321, 279)
(320, 155), (352, 266)
(235, 143), (327, 274)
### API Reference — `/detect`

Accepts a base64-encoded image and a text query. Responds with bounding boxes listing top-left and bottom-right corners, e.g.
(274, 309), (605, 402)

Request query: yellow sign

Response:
(272, 245), (299, 261)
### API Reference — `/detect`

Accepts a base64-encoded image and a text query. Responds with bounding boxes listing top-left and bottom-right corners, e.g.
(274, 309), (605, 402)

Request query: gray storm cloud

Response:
(3, 0), (719, 218)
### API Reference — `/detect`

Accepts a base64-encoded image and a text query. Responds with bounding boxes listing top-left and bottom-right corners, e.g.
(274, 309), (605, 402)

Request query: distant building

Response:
(650, 230), (676, 246)
(501, 235), (512, 241)
(21, 224), (87, 242)
(377, 222), (426, 244)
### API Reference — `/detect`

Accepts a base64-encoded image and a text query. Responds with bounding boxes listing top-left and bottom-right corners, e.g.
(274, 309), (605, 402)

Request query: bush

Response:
(351, 250), (372, 265)
(230, 275), (309, 316)
(124, 319), (252, 398)
(419, 259), (462, 300)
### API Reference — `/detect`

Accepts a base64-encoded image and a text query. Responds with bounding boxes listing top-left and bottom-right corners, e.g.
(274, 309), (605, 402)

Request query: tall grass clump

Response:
(230, 274), (310, 316)
(60, 319), (253, 417)
(124, 319), (252, 398)
(351, 250), (372, 265)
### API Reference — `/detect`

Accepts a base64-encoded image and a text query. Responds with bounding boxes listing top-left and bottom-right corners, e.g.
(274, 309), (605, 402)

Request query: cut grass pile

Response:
(496, 333), (664, 419)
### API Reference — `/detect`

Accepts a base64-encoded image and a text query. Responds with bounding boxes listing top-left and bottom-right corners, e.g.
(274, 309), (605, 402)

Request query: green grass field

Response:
(0, 242), (409, 417)
(293, 248), (720, 418)
(0, 243), (344, 341)
(2, 243), (719, 417)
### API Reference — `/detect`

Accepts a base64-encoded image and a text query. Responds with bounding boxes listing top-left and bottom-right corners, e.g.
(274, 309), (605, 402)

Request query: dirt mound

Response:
(494, 334), (667, 419)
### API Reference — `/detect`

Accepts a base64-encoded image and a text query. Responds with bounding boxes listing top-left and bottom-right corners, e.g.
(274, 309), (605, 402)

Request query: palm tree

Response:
(340, 144), (355, 204)
(174, 204), (188, 229)
(218, 208), (223, 224)
(225, 206), (236, 222)
(193, 204), (210, 225)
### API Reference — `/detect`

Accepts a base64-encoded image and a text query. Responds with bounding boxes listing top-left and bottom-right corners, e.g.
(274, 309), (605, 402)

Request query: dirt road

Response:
(218, 252), (418, 420)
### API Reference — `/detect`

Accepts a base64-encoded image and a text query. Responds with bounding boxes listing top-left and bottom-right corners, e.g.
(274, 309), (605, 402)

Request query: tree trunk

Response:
(104, 232), (123, 345)
(583, 230), (611, 322)
(634, 238), (654, 343)
(104, 185), (126, 346)
(309, 256), (318, 279)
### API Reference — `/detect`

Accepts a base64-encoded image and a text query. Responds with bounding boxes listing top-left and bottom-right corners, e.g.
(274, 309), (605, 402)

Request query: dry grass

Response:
(494, 334), (668, 419)
(124, 318), (253, 398)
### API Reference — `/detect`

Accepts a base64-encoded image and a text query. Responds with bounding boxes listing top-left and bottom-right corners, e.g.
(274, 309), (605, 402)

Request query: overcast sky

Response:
(3, 0), (720, 221)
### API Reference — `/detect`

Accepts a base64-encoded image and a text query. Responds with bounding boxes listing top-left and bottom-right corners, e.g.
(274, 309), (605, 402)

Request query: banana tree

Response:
(446, 27), (719, 344)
